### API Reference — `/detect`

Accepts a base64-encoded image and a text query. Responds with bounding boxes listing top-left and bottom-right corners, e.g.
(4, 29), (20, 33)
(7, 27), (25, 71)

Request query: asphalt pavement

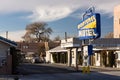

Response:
(17, 63), (79, 75)
(0, 63), (120, 80)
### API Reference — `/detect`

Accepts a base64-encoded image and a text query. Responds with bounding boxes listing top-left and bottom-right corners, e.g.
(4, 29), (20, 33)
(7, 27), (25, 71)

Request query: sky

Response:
(0, 0), (119, 41)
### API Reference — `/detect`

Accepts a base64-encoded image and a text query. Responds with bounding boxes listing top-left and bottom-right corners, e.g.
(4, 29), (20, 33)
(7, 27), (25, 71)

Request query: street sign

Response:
(78, 13), (101, 40)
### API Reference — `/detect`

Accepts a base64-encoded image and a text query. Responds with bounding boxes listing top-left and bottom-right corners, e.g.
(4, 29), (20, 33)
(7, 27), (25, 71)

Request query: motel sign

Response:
(78, 13), (101, 40)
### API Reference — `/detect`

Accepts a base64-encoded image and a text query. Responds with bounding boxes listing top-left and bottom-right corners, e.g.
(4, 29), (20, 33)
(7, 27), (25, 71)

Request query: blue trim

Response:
(0, 36), (17, 46)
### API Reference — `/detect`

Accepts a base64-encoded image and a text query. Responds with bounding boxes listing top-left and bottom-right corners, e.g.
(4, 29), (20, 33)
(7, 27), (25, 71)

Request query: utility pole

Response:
(65, 32), (67, 42)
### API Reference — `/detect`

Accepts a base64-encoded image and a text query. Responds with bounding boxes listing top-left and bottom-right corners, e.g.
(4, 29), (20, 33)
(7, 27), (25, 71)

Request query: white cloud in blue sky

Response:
(0, 0), (119, 41)
(28, 6), (73, 22)
(0, 0), (119, 21)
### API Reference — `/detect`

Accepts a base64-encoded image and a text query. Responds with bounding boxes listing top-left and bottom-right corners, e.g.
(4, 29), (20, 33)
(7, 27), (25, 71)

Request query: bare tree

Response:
(23, 22), (53, 42)
(53, 36), (61, 41)
(104, 32), (113, 38)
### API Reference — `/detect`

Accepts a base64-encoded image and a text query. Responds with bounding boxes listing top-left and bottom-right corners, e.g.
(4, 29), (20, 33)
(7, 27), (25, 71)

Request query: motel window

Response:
(23, 46), (29, 49)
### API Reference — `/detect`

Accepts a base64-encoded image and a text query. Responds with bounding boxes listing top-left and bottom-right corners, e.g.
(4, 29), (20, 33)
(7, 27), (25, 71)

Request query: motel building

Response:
(46, 37), (120, 68)
(46, 5), (120, 68)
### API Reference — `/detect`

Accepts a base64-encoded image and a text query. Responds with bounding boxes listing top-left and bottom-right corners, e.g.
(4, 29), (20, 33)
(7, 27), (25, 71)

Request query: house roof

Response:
(17, 41), (60, 54)
(17, 42), (40, 53)
(0, 36), (17, 47)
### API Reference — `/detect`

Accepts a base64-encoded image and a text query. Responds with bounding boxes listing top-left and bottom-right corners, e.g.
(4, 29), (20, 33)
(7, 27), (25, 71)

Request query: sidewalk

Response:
(51, 63), (120, 72)
(90, 66), (120, 72)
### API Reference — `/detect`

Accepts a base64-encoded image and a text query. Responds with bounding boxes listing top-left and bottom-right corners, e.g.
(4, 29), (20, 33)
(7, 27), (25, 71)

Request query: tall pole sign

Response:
(78, 7), (101, 73)
(78, 7), (101, 40)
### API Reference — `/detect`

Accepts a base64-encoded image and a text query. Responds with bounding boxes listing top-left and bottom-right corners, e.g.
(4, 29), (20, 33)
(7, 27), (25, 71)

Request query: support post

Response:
(106, 51), (109, 65)
(46, 51), (51, 63)
(73, 48), (78, 70)
(67, 49), (71, 66)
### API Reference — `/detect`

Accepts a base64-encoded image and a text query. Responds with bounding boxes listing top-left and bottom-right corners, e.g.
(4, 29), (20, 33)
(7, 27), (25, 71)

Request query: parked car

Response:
(31, 57), (40, 63)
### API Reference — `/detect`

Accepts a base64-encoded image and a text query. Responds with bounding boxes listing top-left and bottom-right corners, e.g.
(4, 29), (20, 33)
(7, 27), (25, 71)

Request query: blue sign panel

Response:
(88, 45), (93, 55)
(78, 13), (101, 40)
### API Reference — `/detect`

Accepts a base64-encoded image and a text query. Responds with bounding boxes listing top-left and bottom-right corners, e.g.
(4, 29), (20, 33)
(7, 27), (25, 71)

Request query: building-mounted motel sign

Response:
(78, 13), (101, 40)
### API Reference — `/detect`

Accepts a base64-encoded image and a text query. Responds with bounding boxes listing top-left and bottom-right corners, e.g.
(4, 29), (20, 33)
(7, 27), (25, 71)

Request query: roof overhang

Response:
(48, 46), (67, 53)
(0, 36), (17, 47)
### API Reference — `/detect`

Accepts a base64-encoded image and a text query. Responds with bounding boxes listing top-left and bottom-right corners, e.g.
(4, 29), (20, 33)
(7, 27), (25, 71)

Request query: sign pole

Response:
(77, 7), (101, 73)
(82, 43), (90, 73)
(82, 7), (95, 73)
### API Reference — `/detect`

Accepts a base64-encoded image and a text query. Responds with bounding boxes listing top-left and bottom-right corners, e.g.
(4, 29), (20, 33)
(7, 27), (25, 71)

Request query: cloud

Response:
(24, 0), (120, 22)
(27, 6), (74, 22)
(0, 0), (120, 21)
(0, 0), (119, 41)
(0, 30), (25, 42)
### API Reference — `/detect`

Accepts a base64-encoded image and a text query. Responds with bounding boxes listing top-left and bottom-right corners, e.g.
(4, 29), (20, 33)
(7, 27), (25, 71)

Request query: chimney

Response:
(6, 31), (8, 39)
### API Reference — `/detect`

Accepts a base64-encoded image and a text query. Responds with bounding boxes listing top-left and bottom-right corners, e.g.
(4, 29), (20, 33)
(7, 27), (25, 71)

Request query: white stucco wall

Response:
(45, 51), (51, 63)
(50, 54), (54, 63)
(117, 52), (120, 61)
(115, 51), (120, 60)
(71, 51), (75, 65)
(95, 53), (100, 66)
(115, 51), (120, 68)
